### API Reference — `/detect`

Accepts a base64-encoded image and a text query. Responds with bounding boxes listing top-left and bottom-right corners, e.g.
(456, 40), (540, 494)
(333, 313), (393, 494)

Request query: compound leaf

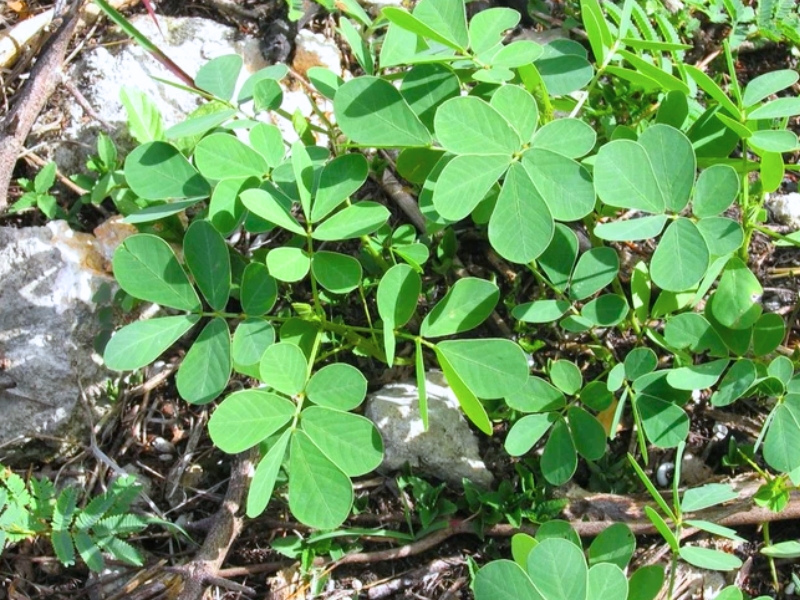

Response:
(125, 141), (209, 200)
(176, 317), (231, 405)
(241, 262), (278, 316)
(489, 161), (554, 264)
(113, 234), (201, 312)
(313, 202), (390, 241)
(104, 315), (200, 371)
(312, 154), (369, 222)
(311, 251), (362, 294)
(247, 429), (291, 518)
(334, 77), (431, 147)
(435, 96), (521, 155)
(195, 54), (242, 101)
(184, 220), (231, 311)
(289, 430), (353, 530)
(260, 342), (308, 396)
(306, 363), (368, 411)
(540, 419), (578, 485)
(763, 395), (800, 473)
(570, 247), (619, 300)
(300, 406), (383, 476)
(208, 390), (294, 453)
(194, 133), (268, 180)
(651, 218), (709, 292)
(421, 277), (499, 337)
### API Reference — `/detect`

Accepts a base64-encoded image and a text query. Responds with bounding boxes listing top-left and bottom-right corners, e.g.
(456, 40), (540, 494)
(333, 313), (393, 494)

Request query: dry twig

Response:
(0, 1), (82, 210)
(173, 448), (258, 600)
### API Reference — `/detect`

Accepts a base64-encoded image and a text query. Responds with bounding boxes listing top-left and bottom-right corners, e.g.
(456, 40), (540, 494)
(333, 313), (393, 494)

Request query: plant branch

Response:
(0, 1), (82, 211)
(175, 448), (257, 600)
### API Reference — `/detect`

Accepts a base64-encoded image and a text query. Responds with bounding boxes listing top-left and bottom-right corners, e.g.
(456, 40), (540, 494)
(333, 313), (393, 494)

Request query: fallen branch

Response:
(173, 448), (258, 600)
(0, 2), (82, 211)
(0, 0), (140, 211)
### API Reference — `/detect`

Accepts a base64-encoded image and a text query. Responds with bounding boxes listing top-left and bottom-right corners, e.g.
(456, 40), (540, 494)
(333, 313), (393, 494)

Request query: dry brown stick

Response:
(317, 490), (800, 568)
(22, 151), (89, 196)
(211, 490), (800, 587)
(366, 556), (464, 600)
(61, 76), (116, 133)
(175, 447), (258, 600)
(379, 167), (427, 233)
(0, 1), (83, 212)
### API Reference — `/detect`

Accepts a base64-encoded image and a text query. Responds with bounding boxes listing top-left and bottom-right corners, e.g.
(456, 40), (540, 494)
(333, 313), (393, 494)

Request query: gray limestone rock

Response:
(365, 371), (494, 488)
(0, 222), (119, 463)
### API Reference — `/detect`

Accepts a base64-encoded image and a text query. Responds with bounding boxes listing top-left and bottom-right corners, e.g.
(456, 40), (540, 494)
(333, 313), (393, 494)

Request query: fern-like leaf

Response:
(74, 530), (105, 572)
(51, 529), (76, 567)
(74, 491), (116, 531)
(776, 0), (796, 21)
(631, 2), (660, 43)
(757, 0), (778, 30)
(30, 477), (55, 521)
(0, 503), (35, 541)
(93, 513), (149, 537)
(2, 472), (30, 505)
(107, 475), (142, 515)
(97, 536), (144, 567)
(286, 0), (305, 21)
(52, 488), (79, 531)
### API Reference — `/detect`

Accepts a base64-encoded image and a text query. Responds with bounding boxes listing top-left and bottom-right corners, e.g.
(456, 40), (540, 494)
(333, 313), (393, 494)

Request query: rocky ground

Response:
(0, 0), (799, 599)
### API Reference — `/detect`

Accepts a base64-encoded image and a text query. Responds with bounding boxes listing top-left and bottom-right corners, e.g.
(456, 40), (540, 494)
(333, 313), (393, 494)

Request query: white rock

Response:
(768, 192), (800, 230)
(275, 87), (332, 147)
(293, 29), (342, 76)
(365, 371), (494, 488)
(151, 436), (175, 454)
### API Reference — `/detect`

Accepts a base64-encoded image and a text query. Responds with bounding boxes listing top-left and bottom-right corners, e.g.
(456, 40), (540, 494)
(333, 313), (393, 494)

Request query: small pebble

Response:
(149, 360), (168, 376)
(785, 582), (795, 596)
(712, 423), (729, 441)
(151, 436), (175, 454)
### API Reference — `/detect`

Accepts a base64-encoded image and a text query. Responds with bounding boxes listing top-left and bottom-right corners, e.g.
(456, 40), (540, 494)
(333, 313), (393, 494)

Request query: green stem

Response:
(570, 40), (619, 119)
(753, 224), (800, 248)
(360, 234), (391, 271)
(764, 522), (780, 592)
(738, 138), (752, 262)
(291, 327), (324, 430)
(357, 282), (380, 351)
(306, 232), (325, 319)
(666, 548), (678, 600)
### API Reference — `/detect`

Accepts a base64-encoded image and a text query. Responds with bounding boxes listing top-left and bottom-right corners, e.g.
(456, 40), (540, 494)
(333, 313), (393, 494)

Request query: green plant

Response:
(70, 132), (133, 215)
(462, 463), (567, 529)
(684, 0), (800, 48)
(0, 467), (149, 572)
(473, 521), (668, 600)
(629, 443), (744, 588)
(396, 473), (458, 534)
(10, 162), (63, 219)
(92, 0), (800, 574)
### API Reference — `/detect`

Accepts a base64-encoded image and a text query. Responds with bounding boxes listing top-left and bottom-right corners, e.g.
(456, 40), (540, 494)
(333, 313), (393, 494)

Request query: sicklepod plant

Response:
(95, 6), (800, 592)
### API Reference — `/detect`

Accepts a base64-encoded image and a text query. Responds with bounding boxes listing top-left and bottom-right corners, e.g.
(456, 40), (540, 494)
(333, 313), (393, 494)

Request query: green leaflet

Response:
(113, 234), (201, 311)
